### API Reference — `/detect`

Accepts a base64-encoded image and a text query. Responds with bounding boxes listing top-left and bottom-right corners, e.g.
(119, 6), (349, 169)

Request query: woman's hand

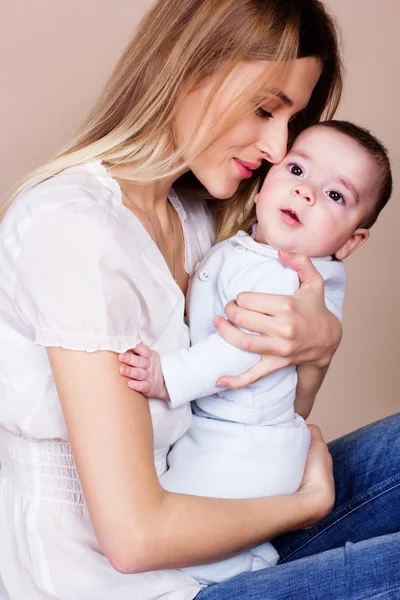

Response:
(214, 250), (342, 389)
(295, 425), (335, 529)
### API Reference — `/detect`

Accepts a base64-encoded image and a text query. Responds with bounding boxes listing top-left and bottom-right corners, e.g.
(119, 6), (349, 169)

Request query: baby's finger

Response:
(119, 365), (149, 381)
(118, 353), (150, 369)
(133, 343), (152, 358)
(127, 380), (151, 395)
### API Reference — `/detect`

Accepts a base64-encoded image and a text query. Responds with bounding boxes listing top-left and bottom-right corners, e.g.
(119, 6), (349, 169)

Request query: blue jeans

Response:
(197, 413), (400, 599)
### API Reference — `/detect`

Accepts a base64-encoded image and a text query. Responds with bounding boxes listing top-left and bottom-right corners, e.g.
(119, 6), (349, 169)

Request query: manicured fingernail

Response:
(119, 366), (126, 375)
(212, 316), (222, 327)
(216, 378), (227, 387)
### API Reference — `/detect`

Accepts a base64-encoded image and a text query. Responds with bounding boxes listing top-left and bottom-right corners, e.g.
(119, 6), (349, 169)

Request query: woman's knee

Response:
(328, 412), (400, 493)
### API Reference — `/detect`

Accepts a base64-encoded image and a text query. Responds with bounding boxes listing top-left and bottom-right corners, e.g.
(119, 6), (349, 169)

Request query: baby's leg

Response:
(161, 413), (310, 584)
(180, 542), (279, 585)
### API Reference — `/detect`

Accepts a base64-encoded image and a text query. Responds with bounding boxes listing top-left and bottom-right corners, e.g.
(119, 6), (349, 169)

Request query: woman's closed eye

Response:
(255, 107), (295, 133)
(327, 190), (345, 204)
(255, 106), (273, 119)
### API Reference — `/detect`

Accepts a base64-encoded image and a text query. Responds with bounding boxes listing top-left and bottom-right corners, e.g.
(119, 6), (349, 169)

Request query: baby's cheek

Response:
(302, 226), (337, 257)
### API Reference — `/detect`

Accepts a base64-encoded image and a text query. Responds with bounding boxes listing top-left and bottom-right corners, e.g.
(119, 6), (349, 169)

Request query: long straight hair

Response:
(2, 0), (343, 239)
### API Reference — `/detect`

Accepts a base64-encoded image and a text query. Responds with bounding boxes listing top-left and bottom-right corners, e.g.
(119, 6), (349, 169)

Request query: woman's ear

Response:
(254, 193), (259, 204)
(335, 228), (370, 260)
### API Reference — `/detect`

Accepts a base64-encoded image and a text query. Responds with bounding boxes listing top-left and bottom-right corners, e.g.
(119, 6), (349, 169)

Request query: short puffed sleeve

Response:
(13, 201), (143, 353)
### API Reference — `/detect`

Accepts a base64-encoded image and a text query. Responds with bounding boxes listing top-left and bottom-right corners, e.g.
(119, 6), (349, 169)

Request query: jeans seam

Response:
(278, 476), (400, 563)
(360, 585), (400, 599)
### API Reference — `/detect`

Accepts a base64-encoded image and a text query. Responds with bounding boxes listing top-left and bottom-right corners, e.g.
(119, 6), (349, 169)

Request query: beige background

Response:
(1, 1), (399, 441)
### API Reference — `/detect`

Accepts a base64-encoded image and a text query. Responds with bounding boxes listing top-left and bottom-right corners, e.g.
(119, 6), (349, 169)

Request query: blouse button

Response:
(234, 245), (247, 253)
(198, 270), (211, 282)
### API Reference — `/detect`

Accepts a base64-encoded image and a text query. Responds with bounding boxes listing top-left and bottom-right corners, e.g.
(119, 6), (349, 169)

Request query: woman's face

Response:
(174, 57), (322, 199)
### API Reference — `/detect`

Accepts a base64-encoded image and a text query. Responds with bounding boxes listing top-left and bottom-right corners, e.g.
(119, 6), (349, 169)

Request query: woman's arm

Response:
(48, 347), (333, 574)
(294, 364), (329, 420)
(214, 251), (342, 389)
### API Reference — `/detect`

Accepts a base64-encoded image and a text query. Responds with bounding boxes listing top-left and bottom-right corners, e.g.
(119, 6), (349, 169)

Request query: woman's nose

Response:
(292, 184), (316, 205)
(256, 121), (288, 164)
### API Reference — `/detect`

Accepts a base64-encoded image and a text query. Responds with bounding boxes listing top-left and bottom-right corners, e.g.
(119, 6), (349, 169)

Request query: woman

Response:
(0, 1), (398, 599)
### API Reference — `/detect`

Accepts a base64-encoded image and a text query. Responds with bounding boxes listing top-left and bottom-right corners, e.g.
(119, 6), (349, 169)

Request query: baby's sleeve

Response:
(13, 203), (142, 353)
(161, 258), (300, 408)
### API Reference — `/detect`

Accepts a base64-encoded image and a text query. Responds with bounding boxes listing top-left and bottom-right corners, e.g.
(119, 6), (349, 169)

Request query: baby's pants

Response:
(160, 413), (310, 585)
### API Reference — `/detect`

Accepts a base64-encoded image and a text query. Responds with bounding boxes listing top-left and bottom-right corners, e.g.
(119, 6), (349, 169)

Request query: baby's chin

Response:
(256, 234), (329, 257)
(254, 229), (296, 252)
(254, 224), (331, 256)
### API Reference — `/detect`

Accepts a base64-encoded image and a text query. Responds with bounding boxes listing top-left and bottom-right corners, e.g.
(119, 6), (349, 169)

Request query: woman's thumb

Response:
(278, 250), (323, 290)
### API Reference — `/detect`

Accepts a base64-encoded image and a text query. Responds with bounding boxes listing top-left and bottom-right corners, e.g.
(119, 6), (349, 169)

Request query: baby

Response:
(119, 120), (392, 583)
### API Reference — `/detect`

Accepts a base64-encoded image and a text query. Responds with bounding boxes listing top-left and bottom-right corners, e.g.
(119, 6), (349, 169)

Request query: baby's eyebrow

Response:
(288, 149), (312, 161)
(337, 176), (359, 203)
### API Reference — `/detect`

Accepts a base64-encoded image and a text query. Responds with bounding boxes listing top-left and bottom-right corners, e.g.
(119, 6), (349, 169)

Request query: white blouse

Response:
(0, 161), (215, 600)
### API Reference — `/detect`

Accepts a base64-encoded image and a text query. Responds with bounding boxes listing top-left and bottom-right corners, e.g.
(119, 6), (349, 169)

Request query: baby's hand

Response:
(118, 344), (170, 401)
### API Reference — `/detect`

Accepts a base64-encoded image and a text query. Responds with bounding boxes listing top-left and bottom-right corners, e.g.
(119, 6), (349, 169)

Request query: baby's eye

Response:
(328, 190), (345, 204)
(289, 164), (303, 177)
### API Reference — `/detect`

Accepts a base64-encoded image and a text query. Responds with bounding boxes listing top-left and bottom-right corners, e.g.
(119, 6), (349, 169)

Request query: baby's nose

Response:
(292, 185), (315, 205)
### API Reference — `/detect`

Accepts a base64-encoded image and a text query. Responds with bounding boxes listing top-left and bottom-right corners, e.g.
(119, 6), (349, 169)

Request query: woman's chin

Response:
(205, 180), (240, 200)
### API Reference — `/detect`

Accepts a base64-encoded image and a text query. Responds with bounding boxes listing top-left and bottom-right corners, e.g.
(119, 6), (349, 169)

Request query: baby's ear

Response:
(335, 228), (370, 260)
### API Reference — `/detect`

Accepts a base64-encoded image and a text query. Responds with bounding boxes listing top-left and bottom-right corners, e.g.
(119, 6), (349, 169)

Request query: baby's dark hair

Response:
(317, 120), (392, 228)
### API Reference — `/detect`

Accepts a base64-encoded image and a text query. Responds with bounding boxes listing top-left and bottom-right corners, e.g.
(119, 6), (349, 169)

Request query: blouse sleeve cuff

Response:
(34, 327), (142, 354)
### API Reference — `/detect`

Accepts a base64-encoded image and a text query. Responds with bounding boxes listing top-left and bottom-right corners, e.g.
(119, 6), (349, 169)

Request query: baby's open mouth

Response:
(281, 209), (301, 224)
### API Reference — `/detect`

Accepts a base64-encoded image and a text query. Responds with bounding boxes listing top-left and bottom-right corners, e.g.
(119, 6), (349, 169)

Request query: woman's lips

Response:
(281, 209), (302, 226)
(234, 158), (257, 179)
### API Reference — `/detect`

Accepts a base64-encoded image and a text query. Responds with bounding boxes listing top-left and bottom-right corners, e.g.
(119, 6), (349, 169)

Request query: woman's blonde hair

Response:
(2, 0), (343, 240)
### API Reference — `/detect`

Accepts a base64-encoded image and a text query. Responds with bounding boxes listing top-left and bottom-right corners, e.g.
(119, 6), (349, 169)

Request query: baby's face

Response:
(255, 125), (377, 258)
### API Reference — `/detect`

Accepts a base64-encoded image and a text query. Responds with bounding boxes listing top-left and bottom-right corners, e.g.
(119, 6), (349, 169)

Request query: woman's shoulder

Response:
(1, 162), (128, 264)
(7, 161), (120, 226)
(0, 162), (139, 282)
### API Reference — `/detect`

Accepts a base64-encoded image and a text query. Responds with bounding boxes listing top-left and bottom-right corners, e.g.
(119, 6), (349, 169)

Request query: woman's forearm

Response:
(49, 347), (330, 576)
(294, 364), (329, 419)
(119, 421), (336, 574)
(117, 491), (311, 574)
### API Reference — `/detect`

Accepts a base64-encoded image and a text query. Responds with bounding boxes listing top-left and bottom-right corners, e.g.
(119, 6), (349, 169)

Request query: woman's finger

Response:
(119, 365), (149, 381)
(227, 293), (296, 317)
(224, 302), (274, 333)
(297, 424), (335, 528)
(217, 355), (288, 389)
(213, 316), (295, 356)
(301, 424), (334, 490)
(279, 250), (324, 292)
(224, 303), (298, 339)
(305, 424), (326, 455)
